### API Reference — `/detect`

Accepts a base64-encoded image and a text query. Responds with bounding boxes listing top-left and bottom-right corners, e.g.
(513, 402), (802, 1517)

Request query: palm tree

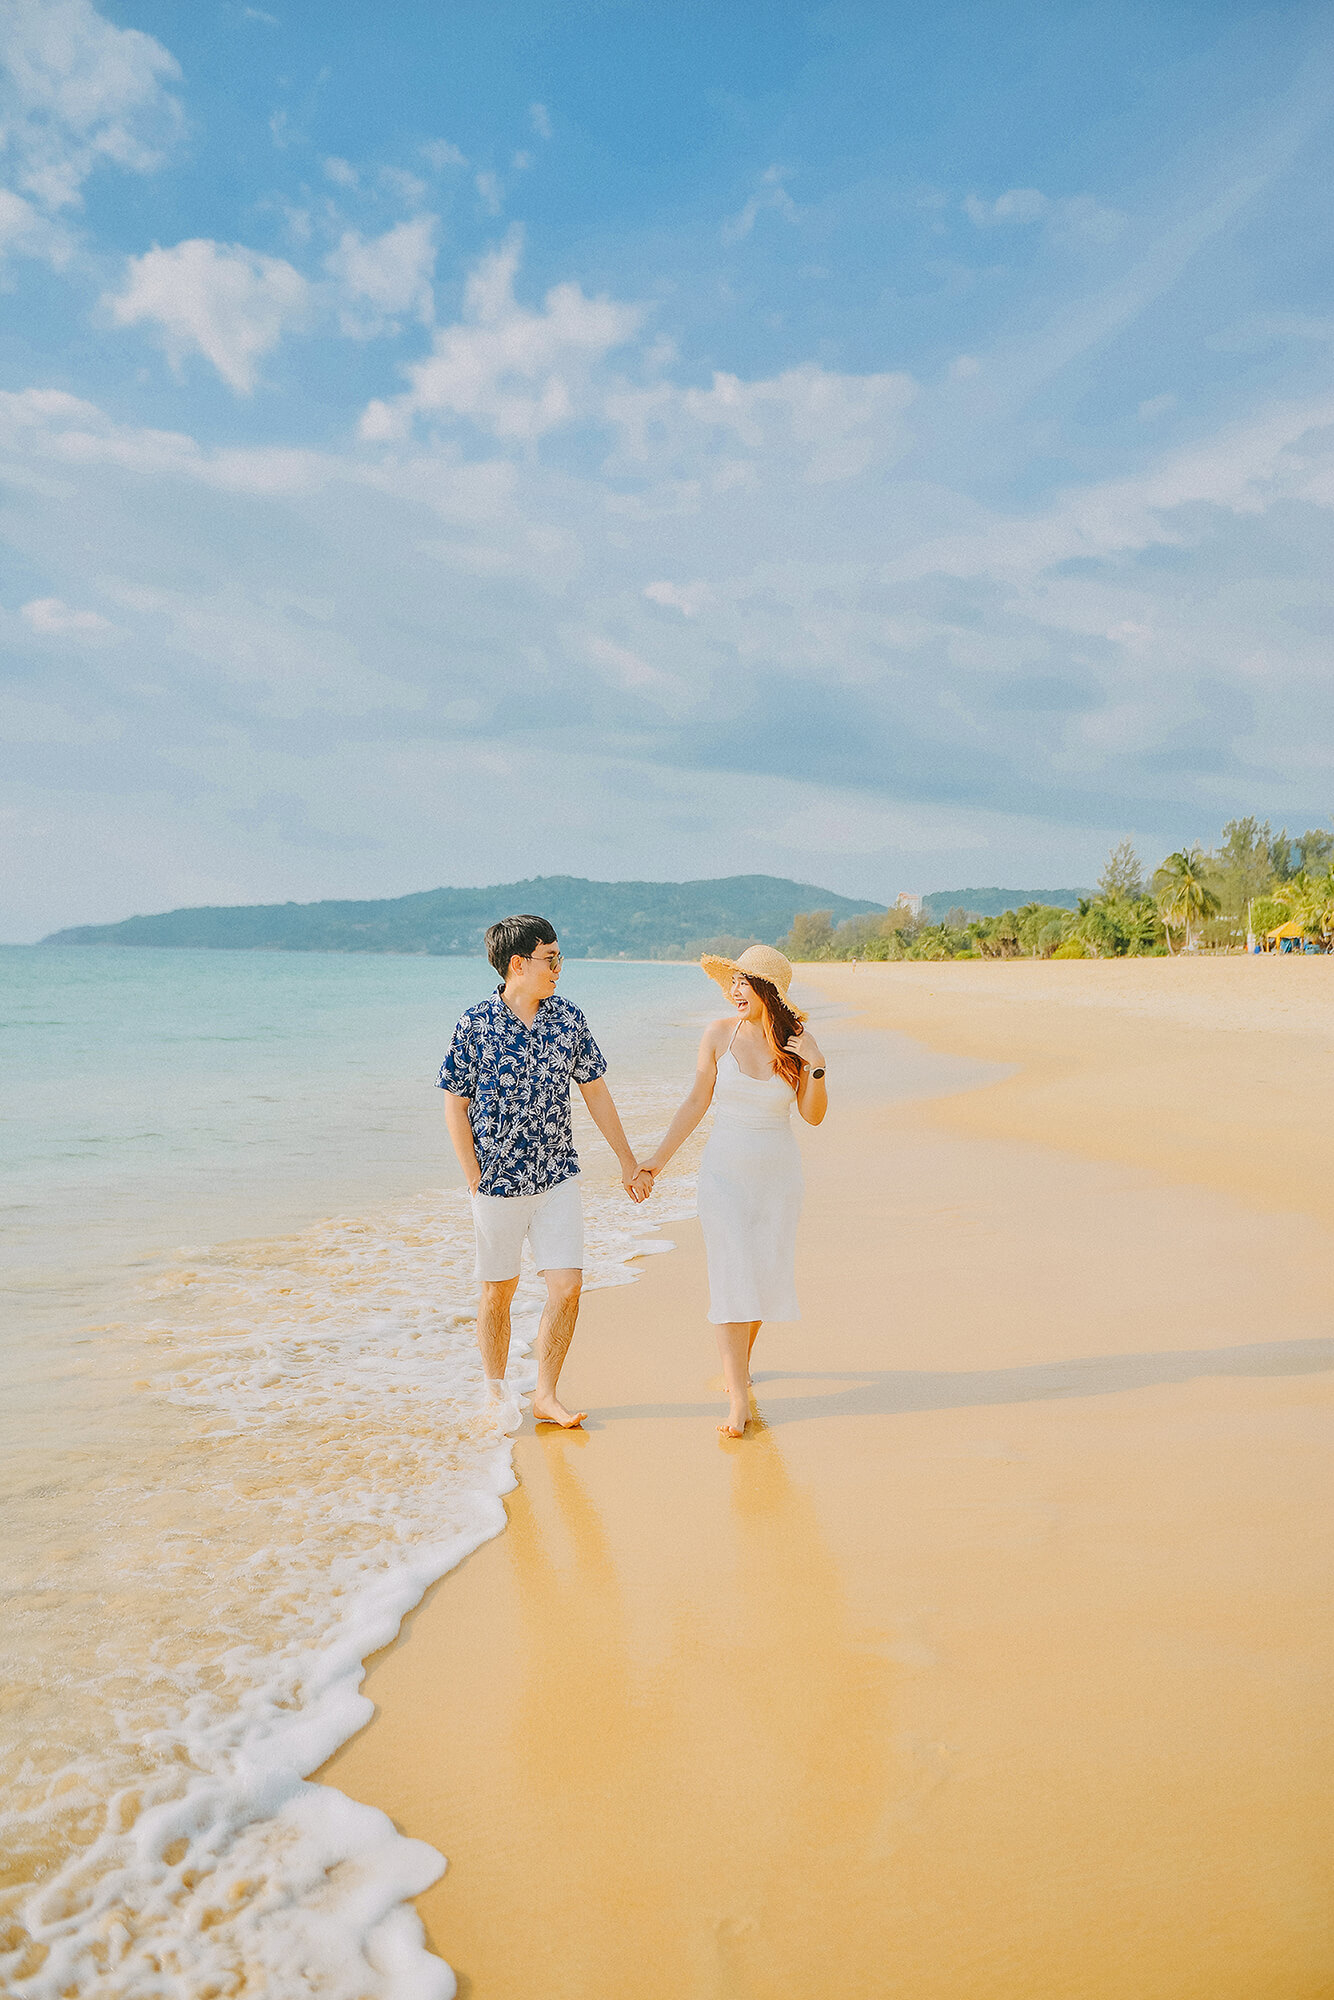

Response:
(1155, 848), (1221, 952)
(1282, 867), (1334, 946)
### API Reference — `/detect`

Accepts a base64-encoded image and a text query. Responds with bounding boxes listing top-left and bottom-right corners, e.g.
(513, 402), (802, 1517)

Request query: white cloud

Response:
(0, 0), (181, 211)
(0, 386), (515, 512)
(4, 347), (1334, 940)
(896, 391), (1334, 586)
(1137, 393), (1176, 422)
(361, 231), (642, 442)
(20, 594), (113, 634)
(964, 187), (1049, 227)
(322, 155), (358, 187)
(475, 169), (503, 216)
(610, 362), (917, 485)
(325, 216), (436, 336)
(379, 164), (427, 206)
(421, 137), (467, 171)
(529, 102), (553, 141)
(645, 579), (712, 617)
(356, 398), (402, 444)
(964, 186), (1124, 245)
(749, 794), (1000, 857)
(280, 202), (311, 246)
(0, 184), (72, 267)
(105, 238), (310, 393)
(722, 165), (798, 245)
(578, 632), (690, 711)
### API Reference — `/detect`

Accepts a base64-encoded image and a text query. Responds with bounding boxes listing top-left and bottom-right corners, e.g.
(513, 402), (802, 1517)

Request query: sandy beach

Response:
(320, 959), (1334, 1999)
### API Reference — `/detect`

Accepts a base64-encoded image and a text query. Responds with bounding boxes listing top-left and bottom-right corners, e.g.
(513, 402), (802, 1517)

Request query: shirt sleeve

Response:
(437, 1014), (477, 1096)
(570, 1010), (607, 1085)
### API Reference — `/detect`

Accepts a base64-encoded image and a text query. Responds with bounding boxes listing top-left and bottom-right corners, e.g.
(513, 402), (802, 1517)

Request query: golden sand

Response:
(321, 959), (1334, 1998)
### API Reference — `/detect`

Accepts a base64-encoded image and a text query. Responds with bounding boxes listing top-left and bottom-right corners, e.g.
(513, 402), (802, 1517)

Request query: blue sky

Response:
(2, 0), (1333, 937)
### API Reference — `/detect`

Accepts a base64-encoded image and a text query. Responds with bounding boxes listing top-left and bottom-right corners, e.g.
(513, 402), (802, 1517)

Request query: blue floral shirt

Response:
(437, 989), (607, 1197)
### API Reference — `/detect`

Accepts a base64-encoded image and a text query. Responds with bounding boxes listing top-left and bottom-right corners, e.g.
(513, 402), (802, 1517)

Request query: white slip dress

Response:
(697, 1030), (803, 1325)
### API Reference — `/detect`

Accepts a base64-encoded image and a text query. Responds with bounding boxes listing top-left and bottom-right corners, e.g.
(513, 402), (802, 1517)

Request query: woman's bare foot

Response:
(532, 1395), (586, 1429)
(718, 1399), (749, 1438)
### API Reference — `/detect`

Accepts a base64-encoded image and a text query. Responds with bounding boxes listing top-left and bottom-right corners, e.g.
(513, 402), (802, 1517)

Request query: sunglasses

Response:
(529, 949), (562, 968)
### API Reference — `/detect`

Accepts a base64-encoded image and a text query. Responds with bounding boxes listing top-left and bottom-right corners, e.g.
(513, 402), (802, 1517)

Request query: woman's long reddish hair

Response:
(742, 974), (806, 1090)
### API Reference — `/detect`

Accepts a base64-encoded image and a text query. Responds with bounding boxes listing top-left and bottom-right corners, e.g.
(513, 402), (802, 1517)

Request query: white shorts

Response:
(471, 1176), (584, 1283)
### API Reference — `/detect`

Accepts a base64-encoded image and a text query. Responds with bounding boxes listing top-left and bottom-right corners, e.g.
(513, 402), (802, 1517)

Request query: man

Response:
(438, 913), (650, 1429)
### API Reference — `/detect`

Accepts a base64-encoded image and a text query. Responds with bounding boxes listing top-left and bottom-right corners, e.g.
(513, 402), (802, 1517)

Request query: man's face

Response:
(510, 940), (562, 998)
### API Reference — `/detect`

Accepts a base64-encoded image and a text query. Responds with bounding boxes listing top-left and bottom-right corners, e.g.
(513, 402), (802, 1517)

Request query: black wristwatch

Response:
(807, 1063), (825, 1079)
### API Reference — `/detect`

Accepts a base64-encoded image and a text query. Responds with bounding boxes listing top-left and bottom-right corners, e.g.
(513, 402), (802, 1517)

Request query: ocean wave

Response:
(1, 1159), (697, 1998)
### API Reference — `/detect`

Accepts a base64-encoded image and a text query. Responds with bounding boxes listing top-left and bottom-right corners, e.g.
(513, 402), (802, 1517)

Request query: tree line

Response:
(780, 818), (1334, 962)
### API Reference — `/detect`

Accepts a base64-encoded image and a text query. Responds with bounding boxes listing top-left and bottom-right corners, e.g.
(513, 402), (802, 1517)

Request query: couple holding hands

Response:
(438, 914), (827, 1439)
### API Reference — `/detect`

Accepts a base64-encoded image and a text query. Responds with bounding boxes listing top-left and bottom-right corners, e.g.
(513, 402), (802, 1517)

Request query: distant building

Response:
(895, 891), (923, 917)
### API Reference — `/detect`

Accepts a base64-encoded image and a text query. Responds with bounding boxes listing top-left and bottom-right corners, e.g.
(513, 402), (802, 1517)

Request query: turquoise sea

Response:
(3, 947), (717, 1300)
(1, 947), (714, 2000)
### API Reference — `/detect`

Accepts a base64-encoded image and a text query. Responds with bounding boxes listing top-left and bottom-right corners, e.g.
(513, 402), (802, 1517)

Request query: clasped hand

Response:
(623, 1163), (656, 1203)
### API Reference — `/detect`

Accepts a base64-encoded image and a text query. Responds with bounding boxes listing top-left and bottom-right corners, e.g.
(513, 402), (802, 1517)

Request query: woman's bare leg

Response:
(716, 1322), (752, 1435)
(746, 1320), (762, 1384)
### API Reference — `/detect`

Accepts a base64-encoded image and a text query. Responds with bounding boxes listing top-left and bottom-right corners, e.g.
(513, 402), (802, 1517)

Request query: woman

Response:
(636, 945), (827, 1437)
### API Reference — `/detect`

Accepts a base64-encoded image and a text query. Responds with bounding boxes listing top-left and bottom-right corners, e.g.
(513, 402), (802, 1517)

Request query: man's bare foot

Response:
(533, 1396), (586, 1429)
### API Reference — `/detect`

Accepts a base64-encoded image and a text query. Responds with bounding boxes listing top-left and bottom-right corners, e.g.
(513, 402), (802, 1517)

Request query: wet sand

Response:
(320, 959), (1334, 1998)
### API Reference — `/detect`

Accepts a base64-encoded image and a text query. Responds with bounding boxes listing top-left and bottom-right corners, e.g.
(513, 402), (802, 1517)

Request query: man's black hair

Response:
(485, 913), (557, 980)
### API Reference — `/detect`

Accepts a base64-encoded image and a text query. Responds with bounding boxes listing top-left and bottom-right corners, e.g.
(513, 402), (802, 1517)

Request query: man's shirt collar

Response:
(491, 984), (557, 1032)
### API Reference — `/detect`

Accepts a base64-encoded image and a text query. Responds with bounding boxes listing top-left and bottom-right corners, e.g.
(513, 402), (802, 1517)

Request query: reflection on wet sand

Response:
(469, 1413), (901, 2000)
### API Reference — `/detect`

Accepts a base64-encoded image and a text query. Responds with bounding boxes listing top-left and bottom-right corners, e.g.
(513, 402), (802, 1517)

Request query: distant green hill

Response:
(922, 887), (1089, 920)
(43, 874), (883, 960)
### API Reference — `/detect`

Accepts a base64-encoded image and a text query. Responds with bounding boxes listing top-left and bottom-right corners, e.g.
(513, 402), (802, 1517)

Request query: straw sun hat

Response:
(700, 943), (796, 1000)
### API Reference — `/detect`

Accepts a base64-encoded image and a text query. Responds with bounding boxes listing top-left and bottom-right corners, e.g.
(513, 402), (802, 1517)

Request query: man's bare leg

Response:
(532, 1267), (585, 1427)
(746, 1320), (762, 1385)
(477, 1276), (520, 1401)
(716, 1322), (752, 1436)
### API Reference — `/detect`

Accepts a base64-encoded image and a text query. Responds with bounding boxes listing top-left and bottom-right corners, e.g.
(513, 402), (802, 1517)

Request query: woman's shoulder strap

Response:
(701, 1015), (734, 1058)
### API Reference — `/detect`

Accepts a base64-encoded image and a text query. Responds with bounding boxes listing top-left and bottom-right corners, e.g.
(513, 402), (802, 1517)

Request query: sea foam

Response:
(1, 1150), (697, 1997)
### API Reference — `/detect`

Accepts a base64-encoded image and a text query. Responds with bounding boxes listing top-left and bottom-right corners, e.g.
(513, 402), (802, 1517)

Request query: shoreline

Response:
(3, 953), (716, 1999)
(320, 960), (1334, 1999)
